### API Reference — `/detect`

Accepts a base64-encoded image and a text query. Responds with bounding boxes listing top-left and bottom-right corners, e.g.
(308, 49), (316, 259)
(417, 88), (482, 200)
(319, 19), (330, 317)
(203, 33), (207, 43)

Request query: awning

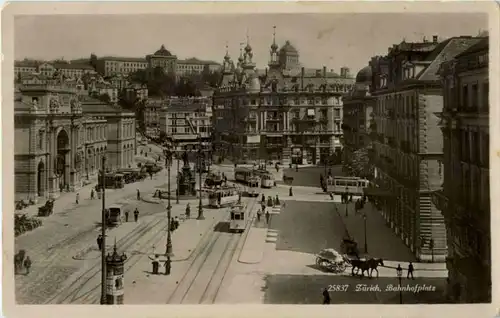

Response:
(363, 187), (396, 197)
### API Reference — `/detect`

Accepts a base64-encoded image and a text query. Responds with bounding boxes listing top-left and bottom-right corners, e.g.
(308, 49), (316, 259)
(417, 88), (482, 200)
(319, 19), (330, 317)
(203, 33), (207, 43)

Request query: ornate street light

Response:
(345, 186), (349, 217)
(363, 213), (368, 253)
(100, 156), (107, 305)
(163, 148), (174, 257)
(197, 135), (205, 220)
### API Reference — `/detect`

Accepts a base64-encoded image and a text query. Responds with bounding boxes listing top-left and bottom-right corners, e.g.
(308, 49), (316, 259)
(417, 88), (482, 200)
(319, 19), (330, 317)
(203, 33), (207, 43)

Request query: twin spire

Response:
(222, 26), (279, 66)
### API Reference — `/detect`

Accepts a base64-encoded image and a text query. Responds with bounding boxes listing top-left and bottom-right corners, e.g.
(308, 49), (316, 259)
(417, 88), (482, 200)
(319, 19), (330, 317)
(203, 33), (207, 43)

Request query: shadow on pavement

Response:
(213, 221), (230, 233)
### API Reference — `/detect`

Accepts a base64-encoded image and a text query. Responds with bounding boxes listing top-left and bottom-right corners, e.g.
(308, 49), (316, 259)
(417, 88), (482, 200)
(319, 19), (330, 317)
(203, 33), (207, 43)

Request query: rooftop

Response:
(98, 56), (147, 63)
(179, 57), (220, 65)
(166, 103), (206, 113)
(455, 37), (489, 58)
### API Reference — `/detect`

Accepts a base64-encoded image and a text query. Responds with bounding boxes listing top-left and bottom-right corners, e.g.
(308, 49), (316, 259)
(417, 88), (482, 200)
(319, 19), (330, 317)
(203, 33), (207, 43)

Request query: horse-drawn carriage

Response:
(37, 199), (55, 217)
(315, 248), (348, 273)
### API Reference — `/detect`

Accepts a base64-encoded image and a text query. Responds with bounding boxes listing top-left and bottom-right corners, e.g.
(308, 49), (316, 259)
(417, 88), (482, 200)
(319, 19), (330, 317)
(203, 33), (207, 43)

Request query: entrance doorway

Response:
(56, 129), (70, 189)
(37, 160), (45, 197)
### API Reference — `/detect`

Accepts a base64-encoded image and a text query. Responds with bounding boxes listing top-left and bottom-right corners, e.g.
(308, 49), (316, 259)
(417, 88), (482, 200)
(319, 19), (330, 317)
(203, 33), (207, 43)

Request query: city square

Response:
(10, 10), (491, 308)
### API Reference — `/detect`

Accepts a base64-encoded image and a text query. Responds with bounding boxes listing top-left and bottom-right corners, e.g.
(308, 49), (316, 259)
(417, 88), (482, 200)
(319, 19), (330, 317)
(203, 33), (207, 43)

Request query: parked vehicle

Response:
(107, 204), (129, 227)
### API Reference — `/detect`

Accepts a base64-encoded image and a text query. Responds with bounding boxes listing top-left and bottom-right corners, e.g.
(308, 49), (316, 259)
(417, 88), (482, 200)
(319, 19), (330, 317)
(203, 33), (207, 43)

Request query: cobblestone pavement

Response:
(14, 167), (179, 304)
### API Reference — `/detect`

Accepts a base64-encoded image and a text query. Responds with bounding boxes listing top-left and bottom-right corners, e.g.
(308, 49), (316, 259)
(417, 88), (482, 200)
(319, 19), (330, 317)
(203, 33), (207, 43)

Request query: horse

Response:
(349, 258), (384, 278)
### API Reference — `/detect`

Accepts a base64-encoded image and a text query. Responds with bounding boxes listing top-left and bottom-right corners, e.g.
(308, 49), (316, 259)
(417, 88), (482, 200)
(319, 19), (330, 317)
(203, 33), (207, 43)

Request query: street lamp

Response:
(163, 148), (174, 257)
(363, 213), (368, 253)
(345, 186), (349, 217)
(197, 136), (205, 220)
(174, 142), (180, 205)
(100, 156), (107, 305)
(396, 264), (403, 304)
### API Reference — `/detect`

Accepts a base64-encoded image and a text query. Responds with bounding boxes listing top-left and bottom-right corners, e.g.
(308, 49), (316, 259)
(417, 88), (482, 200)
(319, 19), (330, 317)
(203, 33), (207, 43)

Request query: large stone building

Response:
(176, 58), (221, 75)
(213, 29), (354, 165)
(14, 60), (96, 81)
(95, 57), (148, 77)
(146, 45), (178, 74)
(14, 75), (136, 201)
(342, 66), (376, 176)
(159, 98), (212, 151)
(368, 35), (483, 262)
(433, 37), (490, 302)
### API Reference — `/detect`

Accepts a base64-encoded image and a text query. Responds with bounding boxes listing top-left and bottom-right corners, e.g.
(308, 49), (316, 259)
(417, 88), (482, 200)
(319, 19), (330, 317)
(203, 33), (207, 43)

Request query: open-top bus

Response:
(208, 185), (240, 208)
(327, 176), (370, 196)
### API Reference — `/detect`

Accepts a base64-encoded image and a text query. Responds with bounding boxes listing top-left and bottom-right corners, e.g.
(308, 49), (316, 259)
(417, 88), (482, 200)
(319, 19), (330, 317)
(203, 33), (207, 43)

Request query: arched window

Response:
(38, 130), (44, 149)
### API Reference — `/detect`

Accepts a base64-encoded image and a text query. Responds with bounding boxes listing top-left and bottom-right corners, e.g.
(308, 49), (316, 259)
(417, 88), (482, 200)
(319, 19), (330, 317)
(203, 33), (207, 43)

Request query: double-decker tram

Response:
(327, 176), (370, 196)
(234, 167), (260, 197)
(229, 203), (246, 233)
(253, 169), (275, 188)
(208, 185), (240, 208)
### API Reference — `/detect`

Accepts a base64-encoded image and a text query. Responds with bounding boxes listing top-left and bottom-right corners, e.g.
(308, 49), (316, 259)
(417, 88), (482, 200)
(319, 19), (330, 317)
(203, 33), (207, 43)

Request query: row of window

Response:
(123, 122), (135, 138)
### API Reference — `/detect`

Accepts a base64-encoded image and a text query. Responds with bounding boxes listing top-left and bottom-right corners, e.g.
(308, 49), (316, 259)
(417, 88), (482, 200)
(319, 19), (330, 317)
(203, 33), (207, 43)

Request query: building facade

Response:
(82, 115), (108, 180)
(146, 45), (178, 73)
(160, 101), (212, 151)
(433, 37), (490, 302)
(176, 58), (221, 75)
(95, 57), (148, 77)
(213, 30), (353, 165)
(368, 36), (483, 262)
(342, 66), (376, 176)
(15, 60), (96, 80)
(14, 79), (85, 201)
(81, 96), (137, 171)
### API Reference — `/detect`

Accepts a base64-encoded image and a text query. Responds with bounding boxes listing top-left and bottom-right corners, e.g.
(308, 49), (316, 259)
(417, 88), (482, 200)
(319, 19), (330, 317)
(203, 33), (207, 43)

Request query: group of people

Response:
(149, 255), (172, 275)
(257, 193), (281, 224)
(14, 251), (32, 275)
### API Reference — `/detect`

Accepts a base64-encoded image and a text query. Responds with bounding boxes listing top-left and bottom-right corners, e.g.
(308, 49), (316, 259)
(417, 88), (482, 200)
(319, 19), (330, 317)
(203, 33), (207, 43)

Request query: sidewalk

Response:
(335, 201), (446, 273)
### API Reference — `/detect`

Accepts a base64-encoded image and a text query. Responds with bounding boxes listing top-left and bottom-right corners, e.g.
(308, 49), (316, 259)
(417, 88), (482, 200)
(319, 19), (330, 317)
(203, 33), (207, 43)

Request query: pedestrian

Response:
(295, 164), (299, 172)
(170, 217), (176, 232)
(164, 256), (172, 275)
(23, 256), (32, 275)
(186, 203), (191, 219)
(322, 288), (331, 304)
(125, 210), (129, 222)
(75, 193), (80, 204)
(257, 209), (262, 222)
(137, 189), (141, 201)
(97, 234), (103, 251)
(407, 262), (415, 279)
(289, 187), (293, 197)
(329, 192), (334, 200)
(265, 210), (270, 224)
(261, 193), (266, 203)
(134, 208), (139, 222)
(149, 255), (160, 275)
(275, 194), (280, 206)
(90, 189), (95, 200)
(174, 216), (180, 230)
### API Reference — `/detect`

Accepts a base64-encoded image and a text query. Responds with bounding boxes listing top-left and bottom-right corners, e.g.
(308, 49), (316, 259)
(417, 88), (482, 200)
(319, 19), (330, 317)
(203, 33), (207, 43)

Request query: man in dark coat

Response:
(125, 210), (129, 222)
(322, 288), (331, 304)
(407, 262), (415, 279)
(265, 210), (270, 224)
(97, 234), (103, 251)
(134, 208), (139, 222)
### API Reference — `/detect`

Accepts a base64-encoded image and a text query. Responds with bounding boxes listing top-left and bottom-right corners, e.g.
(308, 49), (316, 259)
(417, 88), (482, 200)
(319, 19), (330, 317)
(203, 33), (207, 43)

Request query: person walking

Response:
(75, 193), (80, 204)
(322, 288), (331, 304)
(97, 234), (103, 251)
(265, 210), (270, 224)
(137, 189), (141, 201)
(257, 209), (262, 222)
(90, 189), (95, 200)
(134, 208), (139, 222)
(125, 210), (129, 222)
(164, 256), (171, 275)
(174, 216), (180, 230)
(407, 262), (415, 279)
(289, 187), (293, 197)
(149, 255), (160, 275)
(185, 203), (191, 219)
(23, 256), (32, 275)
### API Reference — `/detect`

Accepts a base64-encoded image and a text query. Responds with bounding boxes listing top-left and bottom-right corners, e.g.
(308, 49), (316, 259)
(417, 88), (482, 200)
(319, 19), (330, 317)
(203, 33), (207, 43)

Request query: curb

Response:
(237, 205), (262, 265)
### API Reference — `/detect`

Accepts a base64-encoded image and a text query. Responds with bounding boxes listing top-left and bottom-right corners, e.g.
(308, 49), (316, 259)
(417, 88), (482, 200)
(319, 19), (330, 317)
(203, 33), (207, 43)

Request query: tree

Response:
(346, 147), (373, 179)
(90, 53), (98, 69)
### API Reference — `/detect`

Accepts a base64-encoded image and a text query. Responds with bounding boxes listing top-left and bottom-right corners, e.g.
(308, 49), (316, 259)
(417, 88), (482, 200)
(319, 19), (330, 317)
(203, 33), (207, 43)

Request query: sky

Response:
(14, 13), (487, 75)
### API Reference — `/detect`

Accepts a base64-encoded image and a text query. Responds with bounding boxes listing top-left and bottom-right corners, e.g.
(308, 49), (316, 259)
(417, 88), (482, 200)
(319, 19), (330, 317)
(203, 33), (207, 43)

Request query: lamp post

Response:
(100, 156), (107, 305)
(429, 238), (435, 263)
(163, 148), (174, 257)
(345, 186), (349, 217)
(175, 143), (180, 205)
(197, 136), (205, 220)
(363, 213), (368, 253)
(396, 264), (403, 304)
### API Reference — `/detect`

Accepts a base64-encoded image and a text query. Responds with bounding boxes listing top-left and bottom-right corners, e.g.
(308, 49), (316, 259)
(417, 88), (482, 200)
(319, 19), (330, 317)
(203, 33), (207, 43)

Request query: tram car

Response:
(229, 203), (246, 233)
(234, 168), (260, 198)
(205, 172), (224, 187)
(208, 185), (240, 208)
(253, 169), (275, 188)
(327, 176), (370, 196)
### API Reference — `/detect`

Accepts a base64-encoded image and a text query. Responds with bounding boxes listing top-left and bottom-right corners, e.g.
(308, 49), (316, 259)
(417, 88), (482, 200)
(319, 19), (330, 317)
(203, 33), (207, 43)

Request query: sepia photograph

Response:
(2, 2), (498, 317)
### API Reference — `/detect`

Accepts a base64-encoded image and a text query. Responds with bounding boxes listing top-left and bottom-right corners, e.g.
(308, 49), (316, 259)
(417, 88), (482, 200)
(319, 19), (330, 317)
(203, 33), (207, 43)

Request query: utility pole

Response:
(165, 150), (173, 257)
(176, 151), (180, 204)
(100, 156), (107, 305)
(197, 135), (205, 220)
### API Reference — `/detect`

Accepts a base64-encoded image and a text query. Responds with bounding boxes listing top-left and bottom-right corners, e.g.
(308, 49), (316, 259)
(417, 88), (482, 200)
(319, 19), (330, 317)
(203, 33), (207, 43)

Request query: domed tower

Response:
(235, 43), (244, 74)
(241, 32), (256, 71)
(268, 26), (280, 68)
(354, 66), (372, 92)
(221, 44), (233, 75)
(279, 40), (300, 70)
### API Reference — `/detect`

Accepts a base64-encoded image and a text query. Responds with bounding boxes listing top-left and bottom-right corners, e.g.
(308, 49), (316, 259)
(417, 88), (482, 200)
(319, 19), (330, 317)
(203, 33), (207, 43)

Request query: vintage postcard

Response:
(2, 1), (499, 318)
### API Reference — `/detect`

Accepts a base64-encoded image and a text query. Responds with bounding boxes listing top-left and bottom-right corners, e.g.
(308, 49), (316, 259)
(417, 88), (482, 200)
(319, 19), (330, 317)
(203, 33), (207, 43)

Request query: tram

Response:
(234, 167), (260, 197)
(229, 203), (246, 233)
(327, 176), (370, 196)
(253, 169), (275, 188)
(208, 185), (240, 208)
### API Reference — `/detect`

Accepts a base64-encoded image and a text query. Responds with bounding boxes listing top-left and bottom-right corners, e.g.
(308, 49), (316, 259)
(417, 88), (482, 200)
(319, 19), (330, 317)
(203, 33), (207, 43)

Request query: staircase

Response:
(418, 195), (447, 262)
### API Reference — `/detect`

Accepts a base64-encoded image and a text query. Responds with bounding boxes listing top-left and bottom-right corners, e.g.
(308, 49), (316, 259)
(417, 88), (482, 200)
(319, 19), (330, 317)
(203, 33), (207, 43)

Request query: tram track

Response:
(43, 213), (167, 304)
(167, 197), (258, 304)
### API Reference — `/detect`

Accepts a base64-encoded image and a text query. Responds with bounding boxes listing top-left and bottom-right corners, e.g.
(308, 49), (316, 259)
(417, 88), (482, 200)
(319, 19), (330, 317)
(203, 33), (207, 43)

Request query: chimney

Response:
(323, 66), (327, 78)
(433, 35), (438, 43)
(301, 67), (305, 90)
